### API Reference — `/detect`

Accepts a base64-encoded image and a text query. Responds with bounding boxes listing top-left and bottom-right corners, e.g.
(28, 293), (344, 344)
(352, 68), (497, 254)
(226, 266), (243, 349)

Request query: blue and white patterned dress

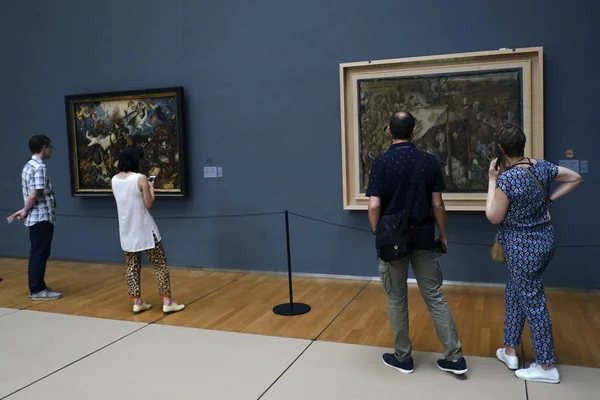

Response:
(496, 159), (558, 365)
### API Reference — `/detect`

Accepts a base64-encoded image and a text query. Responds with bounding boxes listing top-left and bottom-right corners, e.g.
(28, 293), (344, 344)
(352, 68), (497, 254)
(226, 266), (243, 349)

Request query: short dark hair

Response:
(495, 124), (526, 157)
(28, 135), (51, 154)
(118, 146), (144, 173)
(389, 112), (415, 140)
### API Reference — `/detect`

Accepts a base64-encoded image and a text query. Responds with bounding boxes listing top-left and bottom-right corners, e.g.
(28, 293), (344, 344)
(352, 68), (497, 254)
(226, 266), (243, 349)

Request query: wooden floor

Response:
(1, 257), (599, 368)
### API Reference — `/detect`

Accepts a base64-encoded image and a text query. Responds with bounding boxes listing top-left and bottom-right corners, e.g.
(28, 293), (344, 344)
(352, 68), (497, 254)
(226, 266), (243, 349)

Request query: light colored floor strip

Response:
(262, 340), (531, 400)
(526, 362), (600, 400)
(1, 309), (599, 399)
(0, 307), (19, 318)
(6, 322), (310, 400)
(0, 310), (145, 399)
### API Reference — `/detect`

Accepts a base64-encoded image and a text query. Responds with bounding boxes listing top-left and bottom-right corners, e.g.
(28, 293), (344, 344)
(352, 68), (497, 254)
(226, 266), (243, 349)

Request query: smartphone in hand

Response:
(148, 176), (156, 182)
(435, 240), (447, 254)
(494, 145), (503, 171)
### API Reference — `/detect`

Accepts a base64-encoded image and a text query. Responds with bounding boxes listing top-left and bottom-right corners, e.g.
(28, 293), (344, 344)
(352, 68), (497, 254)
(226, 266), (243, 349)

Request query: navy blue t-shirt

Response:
(366, 142), (445, 250)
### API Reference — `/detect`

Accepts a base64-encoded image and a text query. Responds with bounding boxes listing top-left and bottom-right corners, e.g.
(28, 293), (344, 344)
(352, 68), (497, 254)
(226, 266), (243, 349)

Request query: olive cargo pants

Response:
(378, 249), (463, 362)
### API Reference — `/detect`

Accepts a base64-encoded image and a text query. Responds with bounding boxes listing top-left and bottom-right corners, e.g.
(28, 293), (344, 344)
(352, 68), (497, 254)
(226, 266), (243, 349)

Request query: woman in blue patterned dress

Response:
(485, 125), (582, 384)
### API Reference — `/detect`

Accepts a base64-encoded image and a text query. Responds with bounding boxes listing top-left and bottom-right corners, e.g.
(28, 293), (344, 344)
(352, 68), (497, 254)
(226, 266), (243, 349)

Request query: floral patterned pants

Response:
(504, 239), (556, 365)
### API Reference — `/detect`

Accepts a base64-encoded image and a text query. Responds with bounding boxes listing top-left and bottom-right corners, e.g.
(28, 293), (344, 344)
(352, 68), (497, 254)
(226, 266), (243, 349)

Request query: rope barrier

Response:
(0, 208), (284, 220)
(287, 212), (600, 248)
(1, 207), (598, 249)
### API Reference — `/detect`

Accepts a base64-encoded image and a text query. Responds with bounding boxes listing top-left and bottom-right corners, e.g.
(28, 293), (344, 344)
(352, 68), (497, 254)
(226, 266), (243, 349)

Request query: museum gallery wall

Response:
(340, 47), (544, 211)
(63, 48), (543, 210)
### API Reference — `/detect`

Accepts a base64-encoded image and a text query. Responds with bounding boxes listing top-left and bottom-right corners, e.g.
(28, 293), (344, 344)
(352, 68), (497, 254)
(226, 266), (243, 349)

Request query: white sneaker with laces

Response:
(515, 363), (560, 384)
(496, 348), (519, 370)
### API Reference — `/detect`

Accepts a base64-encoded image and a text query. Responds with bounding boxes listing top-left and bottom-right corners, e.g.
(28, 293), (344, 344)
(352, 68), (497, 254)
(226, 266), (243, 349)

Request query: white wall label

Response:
(204, 167), (218, 178)
(580, 160), (588, 174)
(558, 160), (580, 173)
(204, 166), (223, 178)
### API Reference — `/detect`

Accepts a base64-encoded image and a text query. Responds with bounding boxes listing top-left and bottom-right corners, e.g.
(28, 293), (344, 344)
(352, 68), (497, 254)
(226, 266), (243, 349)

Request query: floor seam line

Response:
(0, 310), (20, 319)
(0, 269), (24, 278)
(519, 343), (529, 400)
(256, 341), (314, 400)
(150, 278), (240, 325)
(313, 280), (370, 341)
(0, 271), (43, 312)
(0, 323), (151, 400)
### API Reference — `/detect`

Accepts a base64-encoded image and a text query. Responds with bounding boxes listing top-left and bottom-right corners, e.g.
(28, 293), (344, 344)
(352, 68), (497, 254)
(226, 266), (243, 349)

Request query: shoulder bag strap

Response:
(399, 151), (426, 230)
(523, 167), (549, 207)
(383, 168), (406, 216)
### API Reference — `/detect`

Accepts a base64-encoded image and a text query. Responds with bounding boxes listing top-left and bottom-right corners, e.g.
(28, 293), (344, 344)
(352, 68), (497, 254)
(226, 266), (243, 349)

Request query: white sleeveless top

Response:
(111, 173), (161, 252)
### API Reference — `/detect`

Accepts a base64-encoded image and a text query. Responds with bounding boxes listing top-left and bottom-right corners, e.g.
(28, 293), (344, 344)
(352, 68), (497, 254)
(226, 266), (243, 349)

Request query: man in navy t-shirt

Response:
(367, 111), (467, 375)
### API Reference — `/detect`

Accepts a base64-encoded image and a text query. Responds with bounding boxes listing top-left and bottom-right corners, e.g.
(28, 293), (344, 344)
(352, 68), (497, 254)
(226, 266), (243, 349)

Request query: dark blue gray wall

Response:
(1, 0), (598, 288)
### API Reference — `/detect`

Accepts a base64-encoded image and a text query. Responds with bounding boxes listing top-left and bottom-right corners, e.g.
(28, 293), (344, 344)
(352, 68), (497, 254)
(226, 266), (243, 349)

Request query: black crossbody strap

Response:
(384, 167), (407, 215)
(400, 151), (425, 230)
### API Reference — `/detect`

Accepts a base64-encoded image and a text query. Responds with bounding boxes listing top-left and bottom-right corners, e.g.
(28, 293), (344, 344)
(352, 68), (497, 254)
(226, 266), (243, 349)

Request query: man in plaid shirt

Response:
(15, 135), (62, 300)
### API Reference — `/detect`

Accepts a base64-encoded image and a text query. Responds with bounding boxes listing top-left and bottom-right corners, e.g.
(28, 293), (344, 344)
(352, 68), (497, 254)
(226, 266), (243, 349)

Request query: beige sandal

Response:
(163, 301), (185, 315)
(133, 302), (152, 315)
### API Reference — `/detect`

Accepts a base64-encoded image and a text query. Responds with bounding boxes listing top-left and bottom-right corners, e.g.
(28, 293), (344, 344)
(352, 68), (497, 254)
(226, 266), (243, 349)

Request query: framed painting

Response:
(340, 47), (544, 211)
(65, 86), (186, 197)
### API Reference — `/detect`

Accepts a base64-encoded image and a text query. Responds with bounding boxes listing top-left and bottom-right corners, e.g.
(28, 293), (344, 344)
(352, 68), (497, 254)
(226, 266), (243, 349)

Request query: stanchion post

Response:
(272, 210), (311, 316)
(285, 209), (294, 305)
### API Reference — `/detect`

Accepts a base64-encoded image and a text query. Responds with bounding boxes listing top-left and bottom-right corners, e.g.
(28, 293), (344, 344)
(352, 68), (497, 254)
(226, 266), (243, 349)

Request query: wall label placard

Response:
(558, 159), (580, 173)
(204, 166), (218, 178)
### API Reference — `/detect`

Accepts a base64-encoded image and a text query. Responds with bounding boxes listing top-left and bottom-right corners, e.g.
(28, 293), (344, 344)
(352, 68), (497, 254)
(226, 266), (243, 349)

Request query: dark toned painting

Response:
(358, 70), (523, 193)
(65, 87), (186, 196)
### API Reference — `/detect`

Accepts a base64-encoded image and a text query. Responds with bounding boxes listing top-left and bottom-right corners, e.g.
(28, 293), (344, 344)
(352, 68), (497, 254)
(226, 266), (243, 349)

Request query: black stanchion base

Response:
(273, 302), (311, 316)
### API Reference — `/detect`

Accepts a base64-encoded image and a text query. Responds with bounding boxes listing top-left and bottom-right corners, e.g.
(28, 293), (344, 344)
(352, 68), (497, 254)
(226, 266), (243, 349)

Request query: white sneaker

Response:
(515, 363), (560, 384)
(496, 348), (519, 370)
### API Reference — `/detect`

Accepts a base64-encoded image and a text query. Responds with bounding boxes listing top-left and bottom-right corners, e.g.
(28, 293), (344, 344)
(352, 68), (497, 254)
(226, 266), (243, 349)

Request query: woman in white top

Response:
(111, 146), (184, 315)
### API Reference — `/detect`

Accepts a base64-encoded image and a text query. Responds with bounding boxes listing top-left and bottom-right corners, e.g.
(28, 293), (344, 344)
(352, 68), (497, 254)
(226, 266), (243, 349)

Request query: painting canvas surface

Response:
(356, 69), (523, 194)
(66, 88), (184, 195)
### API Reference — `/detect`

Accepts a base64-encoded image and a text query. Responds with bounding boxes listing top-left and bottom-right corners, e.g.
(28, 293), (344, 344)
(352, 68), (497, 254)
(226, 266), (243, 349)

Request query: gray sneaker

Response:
(30, 289), (62, 301)
(29, 286), (55, 297)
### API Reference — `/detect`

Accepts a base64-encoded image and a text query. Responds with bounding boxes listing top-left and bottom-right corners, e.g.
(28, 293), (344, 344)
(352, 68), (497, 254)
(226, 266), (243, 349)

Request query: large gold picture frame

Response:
(340, 47), (544, 211)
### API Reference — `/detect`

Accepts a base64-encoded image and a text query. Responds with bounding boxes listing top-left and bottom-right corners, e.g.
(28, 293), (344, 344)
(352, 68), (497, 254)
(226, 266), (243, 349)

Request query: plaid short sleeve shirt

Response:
(21, 156), (56, 227)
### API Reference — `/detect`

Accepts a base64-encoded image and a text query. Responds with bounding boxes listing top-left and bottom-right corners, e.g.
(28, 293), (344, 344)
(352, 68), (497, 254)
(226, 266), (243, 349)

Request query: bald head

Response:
(389, 111), (415, 140)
